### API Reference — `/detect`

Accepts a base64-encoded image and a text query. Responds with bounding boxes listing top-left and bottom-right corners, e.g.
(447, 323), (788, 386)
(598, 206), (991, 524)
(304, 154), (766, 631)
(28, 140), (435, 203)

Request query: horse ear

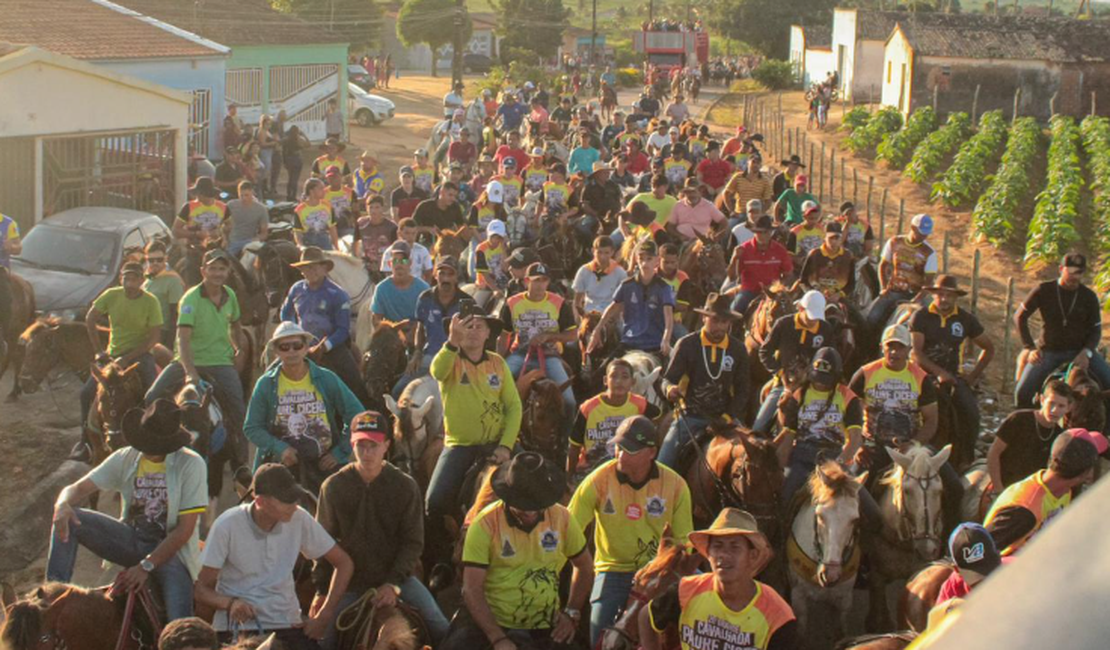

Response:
(816, 464), (834, 487)
(661, 522), (674, 542)
(1, 581), (15, 610)
(888, 446), (913, 471)
(929, 445), (953, 473)
(646, 366), (662, 385)
(384, 394), (400, 417)
(414, 395), (436, 420)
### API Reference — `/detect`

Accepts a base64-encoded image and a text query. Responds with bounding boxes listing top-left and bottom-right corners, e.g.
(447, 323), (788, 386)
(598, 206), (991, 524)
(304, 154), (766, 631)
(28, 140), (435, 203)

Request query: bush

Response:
(472, 63), (557, 98)
(751, 60), (795, 91)
(616, 67), (644, 88)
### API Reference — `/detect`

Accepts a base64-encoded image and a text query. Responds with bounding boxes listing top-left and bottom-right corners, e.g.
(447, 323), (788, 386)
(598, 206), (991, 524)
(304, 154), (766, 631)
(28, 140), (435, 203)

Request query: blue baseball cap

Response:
(911, 213), (934, 236)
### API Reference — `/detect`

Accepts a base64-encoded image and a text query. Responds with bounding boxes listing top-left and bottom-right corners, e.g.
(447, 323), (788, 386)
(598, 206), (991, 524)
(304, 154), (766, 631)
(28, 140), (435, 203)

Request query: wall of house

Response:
(790, 26), (805, 82)
(98, 57), (226, 157)
(854, 39), (886, 104)
(805, 48), (834, 88)
(831, 8), (858, 101)
(882, 28), (913, 114)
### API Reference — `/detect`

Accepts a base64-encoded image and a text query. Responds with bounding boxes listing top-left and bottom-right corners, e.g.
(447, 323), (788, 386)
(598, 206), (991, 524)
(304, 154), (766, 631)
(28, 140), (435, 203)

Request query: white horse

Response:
(622, 350), (665, 409)
(787, 462), (868, 650)
(383, 375), (444, 493)
(321, 250), (378, 352)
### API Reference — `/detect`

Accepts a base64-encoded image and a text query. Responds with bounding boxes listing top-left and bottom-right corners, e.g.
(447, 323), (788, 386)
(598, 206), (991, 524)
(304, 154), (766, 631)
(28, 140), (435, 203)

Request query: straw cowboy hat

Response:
(688, 508), (774, 573)
(291, 246), (335, 272)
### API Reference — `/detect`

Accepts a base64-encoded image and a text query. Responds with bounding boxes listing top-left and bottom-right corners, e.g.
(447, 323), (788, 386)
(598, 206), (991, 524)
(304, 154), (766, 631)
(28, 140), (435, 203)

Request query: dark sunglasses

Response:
(277, 341), (306, 352)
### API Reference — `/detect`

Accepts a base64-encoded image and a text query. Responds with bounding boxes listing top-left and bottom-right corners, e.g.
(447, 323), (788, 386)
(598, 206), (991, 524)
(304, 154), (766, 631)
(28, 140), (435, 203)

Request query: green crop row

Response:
(970, 117), (1042, 245)
(876, 107), (937, 169)
(843, 107), (904, 153)
(904, 112), (971, 184)
(932, 110), (1008, 207)
(1082, 116), (1110, 299)
(839, 107), (870, 133)
(1024, 115), (1083, 270)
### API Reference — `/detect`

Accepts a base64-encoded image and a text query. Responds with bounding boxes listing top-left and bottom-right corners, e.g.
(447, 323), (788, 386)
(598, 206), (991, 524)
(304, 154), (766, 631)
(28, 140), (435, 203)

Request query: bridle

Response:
(811, 502), (860, 571)
(890, 468), (943, 556)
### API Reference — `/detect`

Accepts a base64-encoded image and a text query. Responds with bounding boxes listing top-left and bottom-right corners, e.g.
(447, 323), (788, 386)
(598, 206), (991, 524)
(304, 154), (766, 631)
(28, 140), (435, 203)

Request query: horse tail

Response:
(1, 601), (44, 650)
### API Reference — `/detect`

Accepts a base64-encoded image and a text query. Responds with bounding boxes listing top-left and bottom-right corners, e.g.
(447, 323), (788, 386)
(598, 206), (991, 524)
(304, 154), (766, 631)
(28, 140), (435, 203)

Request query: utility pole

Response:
(451, 0), (465, 88)
(649, 0), (654, 23)
(591, 0), (597, 66)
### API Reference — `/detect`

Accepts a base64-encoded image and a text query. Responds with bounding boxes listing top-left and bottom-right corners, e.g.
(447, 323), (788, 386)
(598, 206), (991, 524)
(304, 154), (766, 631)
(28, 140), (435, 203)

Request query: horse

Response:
(596, 524), (704, 650)
(87, 361), (146, 465)
(866, 443), (952, 633)
(174, 381), (232, 522)
(433, 226), (470, 267)
(0, 271), (35, 401)
(536, 216), (588, 285)
(384, 375), (444, 493)
(15, 318), (96, 396)
(517, 369), (573, 472)
(897, 563), (954, 633)
(0, 582), (157, 650)
(678, 234), (729, 302)
(834, 633), (916, 650)
(322, 250), (377, 353)
(572, 310), (619, 401)
(361, 321), (410, 416)
(242, 238), (301, 309)
(683, 427), (782, 529)
(787, 462), (868, 650)
(622, 350), (666, 410)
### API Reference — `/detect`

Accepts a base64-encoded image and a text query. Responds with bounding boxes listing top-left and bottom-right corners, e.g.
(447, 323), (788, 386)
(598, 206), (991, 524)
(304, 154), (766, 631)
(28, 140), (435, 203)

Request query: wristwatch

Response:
(139, 557), (155, 572)
(563, 608), (581, 622)
(1086, 349), (1094, 359)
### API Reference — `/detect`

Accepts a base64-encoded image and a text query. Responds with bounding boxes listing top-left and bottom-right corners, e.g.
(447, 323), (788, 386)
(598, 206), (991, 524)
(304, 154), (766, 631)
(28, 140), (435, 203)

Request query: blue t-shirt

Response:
(279, 278), (352, 348)
(612, 275), (675, 351)
(370, 277), (431, 322)
(497, 102), (528, 130)
(568, 147), (601, 176)
(415, 288), (475, 357)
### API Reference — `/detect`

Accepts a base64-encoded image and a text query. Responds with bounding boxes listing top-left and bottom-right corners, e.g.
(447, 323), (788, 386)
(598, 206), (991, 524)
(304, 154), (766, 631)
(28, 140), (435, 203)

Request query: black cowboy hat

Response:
(190, 176), (217, 198)
(122, 399), (192, 456)
(443, 301), (503, 339)
(291, 246), (335, 271)
(923, 274), (968, 296)
(694, 292), (744, 320)
(319, 137), (347, 153)
(491, 452), (565, 511)
(780, 154), (805, 168)
(621, 201), (657, 228)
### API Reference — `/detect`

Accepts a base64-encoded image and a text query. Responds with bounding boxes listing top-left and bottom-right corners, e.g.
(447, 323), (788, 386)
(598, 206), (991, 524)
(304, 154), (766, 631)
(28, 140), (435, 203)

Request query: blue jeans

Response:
(392, 352), (433, 399)
(425, 442), (499, 566)
(730, 290), (760, 317)
(609, 228), (625, 251)
(590, 571), (634, 646)
(753, 384), (784, 434)
(46, 507), (194, 621)
(865, 290), (914, 336)
(1015, 349), (1110, 407)
(506, 352), (576, 424)
(321, 576), (450, 650)
(781, 440), (840, 508)
(146, 362), (246, 466)
(659, 414), (711, 469)
(80, 352), (158, 428)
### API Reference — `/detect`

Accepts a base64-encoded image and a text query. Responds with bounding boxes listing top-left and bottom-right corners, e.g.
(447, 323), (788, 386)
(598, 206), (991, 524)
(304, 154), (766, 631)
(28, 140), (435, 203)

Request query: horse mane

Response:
(808, 461), (859, 505)
(1, 584), (98, 650)
(577, 311), (602, 340)
(633, 536), (685, 589)
(371, 321), (409, 348)
(371, 611), (418, 650)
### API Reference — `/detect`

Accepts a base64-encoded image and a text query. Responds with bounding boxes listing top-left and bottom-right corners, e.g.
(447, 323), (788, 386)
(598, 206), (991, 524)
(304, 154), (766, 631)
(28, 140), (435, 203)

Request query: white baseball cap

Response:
(486, 180), (504, 205)
(487, 219), (507, 238)
(882, 323), (913, 347)
(795, 290), (827, 322)
(802, 200), (820, 215)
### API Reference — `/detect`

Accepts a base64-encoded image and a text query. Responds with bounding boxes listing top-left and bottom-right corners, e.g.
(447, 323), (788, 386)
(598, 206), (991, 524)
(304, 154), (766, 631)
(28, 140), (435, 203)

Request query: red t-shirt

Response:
(697, 158), (734, 191)
(735, 239), (794, 292)
(626, 151), (651, 175)
(448, 141), (477, 166)
(936, 557), (1014, 605)
(495, 145), (529, 170)
(722, 137), (744, 158)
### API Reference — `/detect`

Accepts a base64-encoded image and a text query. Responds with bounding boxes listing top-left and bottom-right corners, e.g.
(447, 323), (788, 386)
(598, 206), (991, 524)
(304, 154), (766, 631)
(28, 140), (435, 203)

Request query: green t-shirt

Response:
(176, 284), (240, 367)
(91, 287), (164, 357)
(143, 271), (185, 330)
(628, 192), (678, 229)
(777, 189), (817, 225)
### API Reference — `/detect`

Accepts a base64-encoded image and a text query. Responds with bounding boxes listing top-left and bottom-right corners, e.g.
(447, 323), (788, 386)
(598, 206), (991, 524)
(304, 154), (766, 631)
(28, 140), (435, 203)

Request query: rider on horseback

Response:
(571, 236), (627, 320)
(864, 213), (937, 345)
(724, 215), (793, 316)
(588, 240), (675, 360)
(0, 211), (20, 358)
(174, 177), (229, 248)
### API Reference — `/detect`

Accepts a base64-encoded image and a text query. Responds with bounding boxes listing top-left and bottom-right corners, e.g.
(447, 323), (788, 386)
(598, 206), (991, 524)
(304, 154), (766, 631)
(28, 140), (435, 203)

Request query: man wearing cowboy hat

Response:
(639, 508), (798, 650)
(725, 215), (794, 317)
(579, 161), (622, 232)
(196, 463), (354, 647)
(244, 321), (364, 485)
(772, 153), (805, 200)
(426, 303), (520, 586)
(312, 137), (349, 180)
(280, 248), (370, 407)
(909, 274), (994, 466)
(447, 453), (593, 650)
(659, 293), (750, 468)
(175, 176), (230, 246)
(314, 411), (450, 648)
(569, 416), (693, 644)
(49, 400), (209, 621)
(147, 249), (247, 475)
(865, 213), (937, 345)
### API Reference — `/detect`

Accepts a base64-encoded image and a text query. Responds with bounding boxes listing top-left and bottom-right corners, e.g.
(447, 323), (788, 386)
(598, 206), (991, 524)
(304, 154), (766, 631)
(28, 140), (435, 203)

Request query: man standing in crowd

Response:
(987, 381), (1072, 493)
(226, 181), (269, 257)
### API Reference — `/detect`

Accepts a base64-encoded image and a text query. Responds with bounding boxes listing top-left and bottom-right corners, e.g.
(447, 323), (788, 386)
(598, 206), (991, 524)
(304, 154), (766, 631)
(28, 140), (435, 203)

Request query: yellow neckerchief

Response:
(700, 329), (728, 362)
(820, 243), (845, 259)
(928, 301), (958, 328)
(794, 313), (820, 344)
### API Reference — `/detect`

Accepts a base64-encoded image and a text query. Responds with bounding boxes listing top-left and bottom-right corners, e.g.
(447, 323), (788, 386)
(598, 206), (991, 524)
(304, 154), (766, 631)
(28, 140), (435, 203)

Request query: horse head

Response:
(91, 361), (145, 450)
(519, 371), (571, 465)
(16, 319), (61, 394)
(808, 461), (868, 587)
(884, 443), (951, 562)
(728, 431), (783, 522)
(384, 385), (437, 479)
(257, 241), (298, 308)
(746, 282), (797, 341)
(434, 227), (469, 261)
(686, 236), (728, 295)
(175, 382), (222, 460)
(362, 321), (410, 411)
(1066, 366), (1108, 432)
(1, 584), (116, 650)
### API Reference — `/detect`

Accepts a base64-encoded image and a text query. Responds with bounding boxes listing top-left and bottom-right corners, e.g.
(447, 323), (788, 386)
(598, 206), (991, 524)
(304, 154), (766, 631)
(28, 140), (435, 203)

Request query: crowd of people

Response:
(12, 73), (1109, 650)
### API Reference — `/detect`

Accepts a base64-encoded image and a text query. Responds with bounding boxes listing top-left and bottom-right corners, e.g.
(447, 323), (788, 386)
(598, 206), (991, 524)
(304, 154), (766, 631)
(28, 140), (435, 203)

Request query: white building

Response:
(830, 8), (907, 103)
(789, 24), (834, 88)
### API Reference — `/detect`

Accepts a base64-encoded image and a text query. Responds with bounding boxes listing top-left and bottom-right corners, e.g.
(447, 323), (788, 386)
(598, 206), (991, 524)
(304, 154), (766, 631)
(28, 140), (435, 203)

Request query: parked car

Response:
(348, 64), (375, 91)
(347, 82), (395, 127)
(464, 53), (494, 74)
(10, 207), (171, 320)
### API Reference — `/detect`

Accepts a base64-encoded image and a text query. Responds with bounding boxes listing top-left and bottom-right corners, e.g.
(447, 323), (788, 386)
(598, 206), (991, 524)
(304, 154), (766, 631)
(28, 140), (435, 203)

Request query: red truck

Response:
(633, 29), (709, 72)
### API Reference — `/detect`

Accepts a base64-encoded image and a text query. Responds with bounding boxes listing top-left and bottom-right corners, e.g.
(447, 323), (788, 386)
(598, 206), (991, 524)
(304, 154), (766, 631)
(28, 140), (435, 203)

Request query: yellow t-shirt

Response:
(323, 187), (353, 218)
(542, 181), (570, 212)
(413, 164), (435, 193)
(569, 394), (649, 477)
(568, 460), (693, 572)
(462, 501), (586, 630)
(275, 370), (332, 457)
(294, 201), (335, 234)
(650, 574), (795, 650)
(524, 166), (549, 192)
(984, 470), (1071, 556)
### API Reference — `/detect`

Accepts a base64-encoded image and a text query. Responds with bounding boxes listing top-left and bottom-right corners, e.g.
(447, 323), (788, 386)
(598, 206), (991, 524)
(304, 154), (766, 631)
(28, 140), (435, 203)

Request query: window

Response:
(942, 66), (952, 76)
(887, 61), (892, 83)
(123, 228), (146, 260)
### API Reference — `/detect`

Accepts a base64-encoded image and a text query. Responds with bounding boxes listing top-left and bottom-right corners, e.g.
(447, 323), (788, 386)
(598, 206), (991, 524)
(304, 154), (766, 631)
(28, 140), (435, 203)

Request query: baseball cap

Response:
(435, 256), (458, 272)
(251, 463), (310, 504)
(795, 290), (826, 322)
(399, 165), (414, 177)
(414, 148), (428, 157)
(502, 157), (518, 168)
(610, 416), (658, 452)
(810, 347), (842, 385)
(121, 261), (145, 277)
(487, 219), (507, 239)
(350, 411), (391, 445)
(531, 147), (544, 156)
(526, 262), (550, 279)
(881, 323), (912, 347)
(486, 180), (504, 204)
(746, 199), (763, 212)
(1062, 253), (1087, 272)
(390, 240), (412, 257)
(794, 174), (808, 186)
(1050, 428), (1107, 477)
(202, 249), (232, 267)
(325, 165), (341, 178)
(949, 523), (1001, 579)
(802, 200), (820, 215)
(911, 213), (934, 236)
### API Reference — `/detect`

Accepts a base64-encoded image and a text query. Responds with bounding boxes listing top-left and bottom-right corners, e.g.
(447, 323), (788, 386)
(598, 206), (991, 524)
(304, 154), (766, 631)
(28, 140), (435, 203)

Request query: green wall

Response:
(228, 43), (350, 120)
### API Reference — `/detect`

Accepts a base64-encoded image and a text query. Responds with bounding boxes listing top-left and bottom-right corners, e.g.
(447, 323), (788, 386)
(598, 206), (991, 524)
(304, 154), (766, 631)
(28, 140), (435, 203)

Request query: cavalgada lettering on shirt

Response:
(130, 459), (168, 537)
(683, 615), (759, 650)
(276, 374), (332, 458)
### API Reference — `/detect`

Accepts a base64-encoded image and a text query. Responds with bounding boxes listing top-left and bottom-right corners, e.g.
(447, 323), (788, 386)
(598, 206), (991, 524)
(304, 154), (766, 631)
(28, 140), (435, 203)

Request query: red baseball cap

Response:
(1065, 428), (1109, 454)
(350, 411), (391, 444)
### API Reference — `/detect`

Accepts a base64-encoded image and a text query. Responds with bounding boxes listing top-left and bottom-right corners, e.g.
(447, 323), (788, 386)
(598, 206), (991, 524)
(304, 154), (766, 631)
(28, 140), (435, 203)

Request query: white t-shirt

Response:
(732, 222), (755, 248)
(572, 263), (629, 314)
(443, 91), (464, 117)
(202, 504), (335, 631)
(380, 241), (434, 276)
(647, 132), (672, 153)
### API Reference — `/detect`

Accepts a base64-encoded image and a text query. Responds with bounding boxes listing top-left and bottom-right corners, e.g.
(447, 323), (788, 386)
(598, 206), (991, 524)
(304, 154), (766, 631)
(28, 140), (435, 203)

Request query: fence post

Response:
(1093, 91), (1098, 117)
(1013, 87), (1022, 124)
(801, 131), (808, 159)
(819, 141), (827, 203)
(1050, 91), (1059, 117)
(852, 167), (859, 205)
(795, 127), (802, 156)
(878, 188), (889, 242)
(779, 115), (785, 160)
(972, 84), (982, 124)
(970, 249), (982, 315)
(788, 129), (794, 161)
(933, 84), (939, 112)
(1001, 277), (1016, 393)
(840, 158), (847, 204)
(942, 231), (950, 273)
(897, 198), (906, 234)
(829, 149), (836, 202)
(866, 175), (874, 222)
(808, 142), (816, 181)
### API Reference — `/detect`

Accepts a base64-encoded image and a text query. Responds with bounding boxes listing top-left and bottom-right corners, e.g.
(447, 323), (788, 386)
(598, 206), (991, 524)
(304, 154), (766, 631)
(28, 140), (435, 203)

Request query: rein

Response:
(114, 587), (162, 650)
(887, 469), (943, 553)
(675, 404), (743, 512)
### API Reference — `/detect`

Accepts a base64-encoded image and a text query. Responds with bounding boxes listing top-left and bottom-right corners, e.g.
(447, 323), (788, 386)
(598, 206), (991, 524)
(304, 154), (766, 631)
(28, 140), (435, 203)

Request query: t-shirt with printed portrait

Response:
(275, 370), (332, 460)
(130, 458), (169, 540)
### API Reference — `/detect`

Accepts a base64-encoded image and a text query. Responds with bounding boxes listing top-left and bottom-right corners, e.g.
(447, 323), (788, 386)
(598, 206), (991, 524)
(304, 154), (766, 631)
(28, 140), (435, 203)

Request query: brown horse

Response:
(517, 369), (573, 472)
(684, 427), (783, 529)
(0, 582), (150, 650)
(743, 282), (796, 421)
(362, 321), (410, 416)
(1, 272), (36, 401)
(573, 310), (619, 399)
(596, 524), (703, 650)
(897, 563), (954, 633)
(15, 319), (98, 397)
(87, 361), (146, 464)
(433, 226), (470, 266)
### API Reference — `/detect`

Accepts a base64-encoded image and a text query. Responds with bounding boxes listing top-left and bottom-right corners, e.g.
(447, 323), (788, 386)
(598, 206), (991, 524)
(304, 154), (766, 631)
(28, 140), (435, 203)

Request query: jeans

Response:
(609, 228), (625, 251)
(441, 621), (571, 650)
(425, 442), (499, 566)
(672, 321), (689, 341)
(948, 378), (981, 466)
(270, 149), (284, 196)
(730, 290), (760, 317)
(320, 344), (370, 407)
(286, 160), (304, 202)
(865, 290), (914, 338)
(781, 440), (841, 508)
(589, 571), (634, 646)
(146, 362), (246, 467)
(506, 352), (576, 425)
(659, 414), (711, 469)
(46, 508), (194, 621)
(1015, 349), (1110, 407)
(80, 352), (158, 428)
(259, 148), (273, 195)
(392, 352), (433, 399)
(321, 577), (450, 650)
(753, 384), (784, 434)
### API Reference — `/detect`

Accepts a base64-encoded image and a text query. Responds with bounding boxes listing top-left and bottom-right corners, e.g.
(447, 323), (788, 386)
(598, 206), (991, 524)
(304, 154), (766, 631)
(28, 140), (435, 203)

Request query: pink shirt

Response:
(672, 199), (725, 239)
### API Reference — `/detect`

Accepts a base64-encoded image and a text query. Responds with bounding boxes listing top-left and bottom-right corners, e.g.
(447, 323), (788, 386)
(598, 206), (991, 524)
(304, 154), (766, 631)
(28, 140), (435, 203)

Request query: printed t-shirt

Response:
(568, 394), (654, 478)
(881, 236), (938, 293)
(380, 241), (434, 277)
(412, 164), (435, 193)
(475, 239), (508, 289)
(568, 461), (693, 572)
(324, 186), (354, 219)
(663, 158), (692, 186)
(430, 346), (520, 448)
(176, 285), (240, 367)
(649, 575), (796, 650)
(500, 292), (576, 356)
(176, 200), (228, 235)
(0, 215), (20, 269)
(789, 223), (824, 257)
(129, 458), (170, 539)
(848, 360), (936, 442)
(92, 288), (164, 357)
(984, 470), (1070, 556)
(495, 175), (524, 207)
(779, 385), (862, 447)
(370, 277), (431, 322)
(143, 272), (185, 331)
(612, 276), (675, 351)
(390, 186), (428, 221)
(462, 501), (586, 630)
(356, 217), (398, 270)
(840, 220), (874, 259)
(312, 156), (349, 177)
(542, 181), (570, 212)
(909, 305), (985, 375)
(524, 166), (549, 192)
(294, 202), (334, 244)
(275, 370), (332, 459)
(414, 290), (474, 357)
(354, 168), (385, 198)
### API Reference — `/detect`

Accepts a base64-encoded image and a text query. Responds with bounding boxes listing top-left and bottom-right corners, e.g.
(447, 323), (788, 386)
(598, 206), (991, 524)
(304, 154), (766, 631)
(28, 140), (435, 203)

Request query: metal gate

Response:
(0, 137), (36, 232)
(189, 88), (212, 157)
(226, 67), (264, 127)
(42, 129), (177, 221)
(269, 64), (339, 141)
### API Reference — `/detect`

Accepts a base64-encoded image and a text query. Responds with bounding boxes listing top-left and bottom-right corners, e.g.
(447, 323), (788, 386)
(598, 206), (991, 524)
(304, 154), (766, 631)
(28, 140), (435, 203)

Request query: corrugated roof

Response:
(0, 0), (225, 60)
(897, 14), (1110, 63)
(857, 10), (910, 41)
(114, 0), (349, 47)
(804, 24), (832, 49)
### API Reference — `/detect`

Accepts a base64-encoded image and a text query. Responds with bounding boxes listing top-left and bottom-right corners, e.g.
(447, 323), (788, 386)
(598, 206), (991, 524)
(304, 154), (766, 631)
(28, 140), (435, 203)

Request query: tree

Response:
(706, 0), (836, 58)
(495, 0), (568, 65)
(273, 0), (382, 50)
(397, 0), (473, 76)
